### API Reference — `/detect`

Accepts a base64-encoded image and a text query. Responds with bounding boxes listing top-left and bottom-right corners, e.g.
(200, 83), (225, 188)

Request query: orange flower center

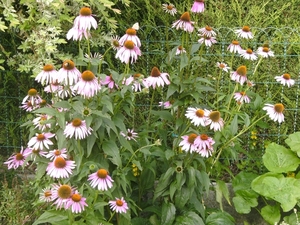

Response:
(232, 40), (239, 45)
(205, 25), (212, 31)
(80, 7), (92, 16)
(151, 67), (161, 77)
(236, 65), (247, 76)
(32, 149), (40, 154)
(188, 133), (198, 144)
(242, 26), (250, 32)
(57, 185), (72, 199)
(124, 40), (135, 50)
(240, 91), (246, 96)
(219, 63), (225, 68)
(178, 45), (183, 50)
(116, 199), (124, 206)
(71, 193), (82, 202)
(112, 40), (120, 47)
(200, 134), (208, 140)
(180, 12), (191, 22)
(283, 73), (291, 80)
(97, 169), (108, 179)
(37, 134), (45, 141)
(126, 28), (137, 35)
(82, 70), (95, 81)
(54, 150), (61, 156)
(16, 153), (24, 160)
(274, 103), (284, 113)
(54, 157), (66, 168)
(196, 109), (205, 117)
(28, 88), (37, 96)
(43, 64), (54, 71)
(246, 49), (253, 54)
(262, 47), (270, 53)
(134, 73), (141, 79)
(62, 60), (75, 70)
(72, 118), (82, 127)
(44, 190), (52, 197)
(209, 111), (221, 122)
(167, 5), (174, 10)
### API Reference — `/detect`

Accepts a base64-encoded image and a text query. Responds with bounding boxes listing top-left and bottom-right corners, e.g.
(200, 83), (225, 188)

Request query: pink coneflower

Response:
(46, 156), (76, 179)
(22, 88), (42, 106)
(109, 197), (129, 214)
(20, 101), (36, 112)
(115, 40), (141, 64)
(66, 27), (89, 41)
(65, 191), (88, 213)
(198, 35), (217, 47)
(205, 111), (224, 131)
(191, 0), (205, 13)
(28, 132), (55, 150)
(185, 107), (209, 127)
(73, 7), (97, 31)
(101, 74), (118, 89)
(44, 80), (62, 93)
(231, 65), (248, 85)
(64, 118), (92, 140)
(233, 91), (251, 104)
(159, 101), (172, 109)
(227, 40), (243, 54)
(194, 134), (215, 157)
(88, 169), (114, 191)
(175, 45), (186, 55)
(275, 73), (295, 87)
(120, 129), (138, 141)
(111, 35), (121, 50)
(119, 24), (141, 48)
(52, 184), (74, 209)
(198, 25), (216, 37)
(216, 62), (230, 72)
(46, 148), (68, 160)
(26, 148), (47, 161)
(263, 103), (285, 123)
(57, 59), (81, 85)
(4, 147), (31, 169)
(73, 70), (101, 98)
(39, 188), (53, 202)
(257, 46), (275, 58)
(179, 133), (199, 152)
(35, 64), (58, 85)
(235, 26), (253, 39)
(33, 114), (51, 131)
(124, 73), (147, 92)
(240, 48), (257, 61)
(172, 12), (194, 33)
(162, 3), (177, 16)
(145, 67), (170, 89)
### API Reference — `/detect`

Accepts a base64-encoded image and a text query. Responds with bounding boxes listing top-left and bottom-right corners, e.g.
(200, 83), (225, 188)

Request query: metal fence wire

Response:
(1, 26), (300, 173)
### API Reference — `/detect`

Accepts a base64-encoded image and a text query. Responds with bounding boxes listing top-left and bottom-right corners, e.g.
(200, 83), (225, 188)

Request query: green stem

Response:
(108, 211), (116, 223)
(146, 89), (156, 130)
(125, 143), (156, 168)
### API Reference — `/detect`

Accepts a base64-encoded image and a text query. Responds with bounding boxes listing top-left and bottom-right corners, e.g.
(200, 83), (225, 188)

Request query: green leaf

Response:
(232, 190), (258, 214)
(53, 100), (71, 109)
(187, 167), (196, 187)
(161, 202), (176, 225)
(229, 114), (238, 135)
(190, 43), (201, 54)
(153, 167), (175, 201)
(86, 134), (96, 157)
(180, 54), (189, 71)
(216, 180), (231, 211)
(32, 210), (68, 225)
(175, 212), (205, 225)
(252, 173), (300, 212)
(206, 211), (235, 225)
(261, 205), (281, 225)
(232, 171), (259, 192)
(285, 132), (300, 156)
(151, 110), (173, 121)
(33, 107), (57, 116)
(166, 83), (178, 99)
(263, 143), (300, 173)
(102, 140), (122, 167)
(174, 186), (192, 209)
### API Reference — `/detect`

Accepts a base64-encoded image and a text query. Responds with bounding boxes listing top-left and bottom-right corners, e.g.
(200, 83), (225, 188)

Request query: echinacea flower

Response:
(234, 26), (253, 39)
(257, 46), (275, 58)
(159, 101), (172, 109)
(198, 25), (216, 37)
(28, 132), (55, 150)
(73, 7), (97, 31)
(120, 129), (138, 141)
(20, 101), (36, 112)
(205, 111), (224, 131)
(233, 91), (251, 104)
(194, 134), (215, 157)
(46, 148), (68, 160)
(33, 114), (52, 131)
(119, 25), (141, 48)
(275, 73), (295, 87)
(66, 27), (89, 41)
(216, 62), (230, 72)
(57, 59), (81, 85)
(185, 107), (209, 127)
(39, 188), (53, 202)
(73, 70), (101, 98)
(109, 197), (129, 214)
(4, 147), (31, 169)
(44, 81), (62, 93)
(179, 133), (199, 152)
(145, 67), (170, 89)
(111, 35), (121, 50)
(65, 191), (88, 213)
(27, 148), (47, 161)
(240, 48), (257, 61)
(198, 35), (217, 47)
(172, 12), (194, 33)
(101, 74), (118, 89)
(124, 73), (147, 92)
(46, 156), (76, 179)
(64, 118), (92, 140)
(263, 103), (285, 123)
(115, 40), (141, 64)
(52, 184), (74, 209)
(88, 169), (114, 191)
(22, 88), (42, 105)
(175, 45), (186, 55)
(231, 65), (248, 85)
(162, 3), (177, 16)
(227, 40), (243, 54)
(191, 0), (205, 13)
(35, 64), (58, 85)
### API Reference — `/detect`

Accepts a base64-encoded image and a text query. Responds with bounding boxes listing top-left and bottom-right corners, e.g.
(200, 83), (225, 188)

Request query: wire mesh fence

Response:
(1, 26), (300, 173)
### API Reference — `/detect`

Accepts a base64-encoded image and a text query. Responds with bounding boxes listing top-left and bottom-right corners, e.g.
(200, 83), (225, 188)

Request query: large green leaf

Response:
(32, 210), (68, 225)
(206, 211), (235, 225)
(174, 212), (205, 225)
(285, 132), (300, 156)
(261, 205), (280, 225)
(102, 140), (122, 167)
(161, 202), (176, 225)
(263, 143), (300, 173)
(232, 190), (258, 214)
(252, 173), (300, 212)
(232, 171), (259, 192)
